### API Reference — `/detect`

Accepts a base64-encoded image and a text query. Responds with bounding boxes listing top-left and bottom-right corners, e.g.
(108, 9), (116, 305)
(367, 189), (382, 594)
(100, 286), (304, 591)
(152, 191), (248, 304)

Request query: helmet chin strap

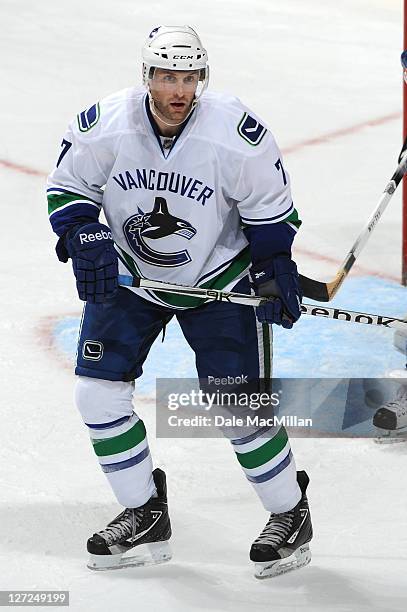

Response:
(148, 90), (197, 128)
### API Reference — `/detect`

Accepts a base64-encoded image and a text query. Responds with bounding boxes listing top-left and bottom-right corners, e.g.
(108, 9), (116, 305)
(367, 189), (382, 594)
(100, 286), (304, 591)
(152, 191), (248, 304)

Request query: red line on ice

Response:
(0, 158), (46, 177)
(281, 111), (401, 155)
(294, 246), (400, 283)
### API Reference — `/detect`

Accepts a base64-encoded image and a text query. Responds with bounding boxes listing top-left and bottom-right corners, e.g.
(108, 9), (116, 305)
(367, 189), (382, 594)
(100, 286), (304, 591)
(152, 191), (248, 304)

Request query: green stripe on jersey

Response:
(118, 246), (251, 308)
(235, 426), (288, 469)
(47, 191), (100, 215)
(92, 419), (147, 457)
(240, 207), (301, 230)
(284, 207), (302, 229)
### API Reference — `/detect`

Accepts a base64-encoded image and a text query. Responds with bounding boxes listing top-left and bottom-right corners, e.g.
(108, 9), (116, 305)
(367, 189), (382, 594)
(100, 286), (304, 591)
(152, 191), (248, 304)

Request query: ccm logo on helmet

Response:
(79, 230), (112, 244)
(173, 55), (194, 60)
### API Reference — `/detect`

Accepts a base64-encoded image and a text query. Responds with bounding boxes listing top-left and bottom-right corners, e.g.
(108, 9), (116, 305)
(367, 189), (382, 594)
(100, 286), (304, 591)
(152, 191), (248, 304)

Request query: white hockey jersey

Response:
(47, 87), (298, 308)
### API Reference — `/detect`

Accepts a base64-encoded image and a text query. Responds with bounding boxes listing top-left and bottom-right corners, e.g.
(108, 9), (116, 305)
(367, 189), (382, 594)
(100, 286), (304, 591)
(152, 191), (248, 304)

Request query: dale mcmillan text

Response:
(168, 415), (313, 427)
(214, 415), (313, 427)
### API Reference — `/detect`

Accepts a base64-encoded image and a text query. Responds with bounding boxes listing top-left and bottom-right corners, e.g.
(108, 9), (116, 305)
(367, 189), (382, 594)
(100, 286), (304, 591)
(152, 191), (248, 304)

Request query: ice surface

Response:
(52, 277), (407, 388)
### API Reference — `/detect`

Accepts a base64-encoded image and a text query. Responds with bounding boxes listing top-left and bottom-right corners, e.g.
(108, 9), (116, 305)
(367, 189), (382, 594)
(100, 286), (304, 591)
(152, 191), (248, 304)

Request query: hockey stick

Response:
(118, 274), (407, 330)
(299, 139), (407, 302)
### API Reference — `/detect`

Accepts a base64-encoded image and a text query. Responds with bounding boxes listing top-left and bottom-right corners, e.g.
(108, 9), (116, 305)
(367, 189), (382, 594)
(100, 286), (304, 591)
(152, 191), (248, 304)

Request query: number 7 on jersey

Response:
(275, 158), (287, 185)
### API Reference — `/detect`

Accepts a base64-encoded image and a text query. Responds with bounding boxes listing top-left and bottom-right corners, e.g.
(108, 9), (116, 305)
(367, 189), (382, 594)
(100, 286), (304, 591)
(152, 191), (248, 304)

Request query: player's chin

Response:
(168, 103), (189, 119)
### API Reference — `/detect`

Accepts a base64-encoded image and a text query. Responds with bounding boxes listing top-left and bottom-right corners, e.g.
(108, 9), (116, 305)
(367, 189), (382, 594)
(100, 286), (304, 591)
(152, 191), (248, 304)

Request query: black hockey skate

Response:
(373, 385), (407, 444)
(250, 470), (313, 579)
(87, 468), (172, 570)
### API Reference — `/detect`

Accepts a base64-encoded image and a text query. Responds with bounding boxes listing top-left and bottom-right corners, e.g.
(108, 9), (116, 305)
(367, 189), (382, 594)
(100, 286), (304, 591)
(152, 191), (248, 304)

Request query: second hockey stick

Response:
(118, 274), (407, 331)
(299, 139), (407, 302)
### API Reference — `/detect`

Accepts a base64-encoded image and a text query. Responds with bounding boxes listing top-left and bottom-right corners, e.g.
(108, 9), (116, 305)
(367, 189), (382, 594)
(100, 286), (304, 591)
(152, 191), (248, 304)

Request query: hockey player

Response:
(372, 63), (407, 444)
(47, 25), (312, 578)
(373, 314), (407, 443)
(373, 384), (407, 441)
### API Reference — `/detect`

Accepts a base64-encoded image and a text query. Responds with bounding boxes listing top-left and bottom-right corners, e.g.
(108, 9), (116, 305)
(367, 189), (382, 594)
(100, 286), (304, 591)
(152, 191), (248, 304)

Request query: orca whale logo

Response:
(123, 197), (197, 267)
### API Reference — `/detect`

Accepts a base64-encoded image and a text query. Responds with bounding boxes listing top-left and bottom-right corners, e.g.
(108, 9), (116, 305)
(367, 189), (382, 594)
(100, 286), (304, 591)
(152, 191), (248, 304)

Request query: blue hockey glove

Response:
(66, 222), (118, 304)
(250, 255), (302, 329)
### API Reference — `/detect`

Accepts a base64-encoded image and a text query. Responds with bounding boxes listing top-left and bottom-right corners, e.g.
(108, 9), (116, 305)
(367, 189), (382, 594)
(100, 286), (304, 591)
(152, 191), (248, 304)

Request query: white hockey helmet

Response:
(142, 25), (209, 93)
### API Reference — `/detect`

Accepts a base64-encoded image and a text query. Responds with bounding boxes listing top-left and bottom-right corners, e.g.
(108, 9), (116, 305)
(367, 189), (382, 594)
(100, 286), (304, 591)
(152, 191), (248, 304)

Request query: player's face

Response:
(149, 69), (199, 123)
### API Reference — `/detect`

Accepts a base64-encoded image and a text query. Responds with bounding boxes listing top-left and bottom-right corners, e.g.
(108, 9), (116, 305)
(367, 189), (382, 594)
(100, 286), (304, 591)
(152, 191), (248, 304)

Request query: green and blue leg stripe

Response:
(245, 450), (292, 484)
(87, 413), (141, 443)
(241, 439), (291, 477)
(232, 426), (292, 483)
(85, 415), (129, 430)
(97, 435), (149, 466)
(230, 425), (272, 446)
(87, 413), (150, 474)
(100, 447), (150, 474)
(233, 426), (288, 465)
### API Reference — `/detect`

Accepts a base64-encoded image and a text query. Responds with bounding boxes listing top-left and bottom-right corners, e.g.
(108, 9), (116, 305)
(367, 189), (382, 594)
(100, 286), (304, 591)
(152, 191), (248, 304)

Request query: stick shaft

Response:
(299, 145), (407, 302)
(118, 274), (406, 329)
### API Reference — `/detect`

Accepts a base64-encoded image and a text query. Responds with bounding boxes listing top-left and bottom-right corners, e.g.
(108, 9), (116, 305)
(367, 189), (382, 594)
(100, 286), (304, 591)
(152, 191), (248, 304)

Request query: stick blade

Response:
(299, 274), (330, 302)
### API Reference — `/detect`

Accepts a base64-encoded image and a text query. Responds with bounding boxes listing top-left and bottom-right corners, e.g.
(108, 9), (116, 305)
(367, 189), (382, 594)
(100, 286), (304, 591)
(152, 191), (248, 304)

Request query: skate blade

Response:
(87, 541), (172, 571)
(374, 435), (407, 445)
(374, 428), (407, 445)
(254, 543), (311, 579)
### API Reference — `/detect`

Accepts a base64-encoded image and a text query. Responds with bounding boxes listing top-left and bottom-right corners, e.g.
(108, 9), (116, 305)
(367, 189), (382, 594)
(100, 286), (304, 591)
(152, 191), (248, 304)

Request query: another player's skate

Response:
(87, 468), (172, 570)
(250, 470), (312, 579)
(373, 385), (407, 444)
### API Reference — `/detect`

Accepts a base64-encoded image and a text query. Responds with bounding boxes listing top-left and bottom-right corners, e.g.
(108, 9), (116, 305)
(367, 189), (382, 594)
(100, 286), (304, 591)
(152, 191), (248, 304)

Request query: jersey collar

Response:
(143, 94), (195, 158)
